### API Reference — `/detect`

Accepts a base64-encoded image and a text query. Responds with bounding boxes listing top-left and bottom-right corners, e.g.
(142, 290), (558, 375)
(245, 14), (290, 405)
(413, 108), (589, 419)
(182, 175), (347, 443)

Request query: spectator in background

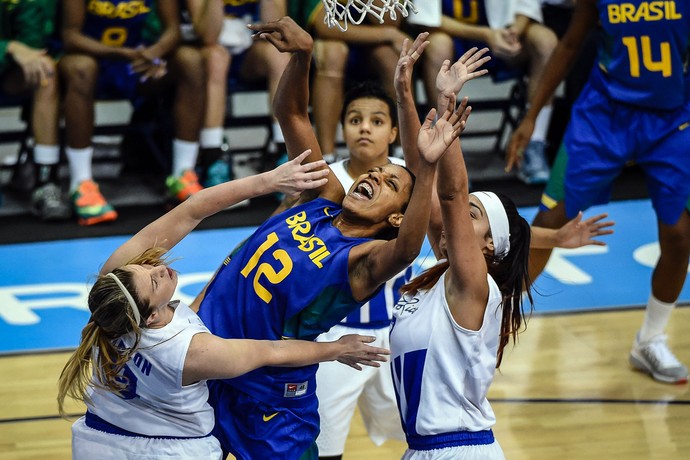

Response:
(289, 0), (412, 163)
(540, 0), (598, 154)
(59, 0), (206, 225)
(0, 0), (70, 221)
(181, 0), (290, 188)
(417, 0), (557, 185)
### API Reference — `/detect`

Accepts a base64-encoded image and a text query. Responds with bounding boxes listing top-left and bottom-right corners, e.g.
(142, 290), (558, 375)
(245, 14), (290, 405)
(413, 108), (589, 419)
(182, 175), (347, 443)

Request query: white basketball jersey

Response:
(87, 301), (215, 437)
(390, 271), (503, 436)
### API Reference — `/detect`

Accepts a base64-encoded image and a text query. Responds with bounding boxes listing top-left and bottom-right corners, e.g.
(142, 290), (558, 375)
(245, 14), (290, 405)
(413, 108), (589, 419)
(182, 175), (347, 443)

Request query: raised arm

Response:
(506, 0), (599, 171)
(100, 151), (328, 274)
(434, 109), (490, 331)
(182, 333), (389, 385)
(395, 37), (489, 257)
(248, 16), (343, 202)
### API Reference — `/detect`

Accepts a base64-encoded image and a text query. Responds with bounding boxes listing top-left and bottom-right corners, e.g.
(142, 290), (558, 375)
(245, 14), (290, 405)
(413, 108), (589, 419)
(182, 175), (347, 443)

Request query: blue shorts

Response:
(540, 81), (690, 225)
(96, 59), (143, 104)
(207, 380), (320, 460)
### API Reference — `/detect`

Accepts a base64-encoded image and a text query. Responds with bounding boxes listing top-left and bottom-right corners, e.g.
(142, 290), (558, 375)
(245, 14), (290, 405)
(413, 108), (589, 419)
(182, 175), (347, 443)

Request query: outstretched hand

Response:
(335, 334), (390, 371)
(247, 16), (313, 54)
(555, 212), (615, 249)
(394, 32), (429, 94)
(271, 149), (329, 198)
(417, 95), (472, 164)
(436, 47), (490, 100)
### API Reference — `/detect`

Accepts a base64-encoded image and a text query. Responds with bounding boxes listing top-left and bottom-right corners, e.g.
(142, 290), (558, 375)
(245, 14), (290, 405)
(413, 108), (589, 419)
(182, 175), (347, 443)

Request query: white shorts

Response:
(71, 417), (222, 460)
(315, 324), (404, 456)
(402, 440), (505, 460)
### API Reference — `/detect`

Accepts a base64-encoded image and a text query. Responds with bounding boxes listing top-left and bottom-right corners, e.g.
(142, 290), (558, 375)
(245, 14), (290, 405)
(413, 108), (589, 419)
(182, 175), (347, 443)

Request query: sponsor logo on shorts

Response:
(283, 381), (308, 398)
(679, 122), (689, 131)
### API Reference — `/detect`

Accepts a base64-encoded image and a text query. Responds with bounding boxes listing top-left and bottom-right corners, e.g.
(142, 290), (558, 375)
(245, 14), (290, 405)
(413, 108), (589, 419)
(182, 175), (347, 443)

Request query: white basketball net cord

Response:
(322, 0), (418, 32)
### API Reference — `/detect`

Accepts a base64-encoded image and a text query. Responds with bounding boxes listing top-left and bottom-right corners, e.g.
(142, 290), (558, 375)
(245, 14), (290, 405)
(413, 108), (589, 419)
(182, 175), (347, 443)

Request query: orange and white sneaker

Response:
(71, 180), (118, 226)
(166, 169), (203, 203)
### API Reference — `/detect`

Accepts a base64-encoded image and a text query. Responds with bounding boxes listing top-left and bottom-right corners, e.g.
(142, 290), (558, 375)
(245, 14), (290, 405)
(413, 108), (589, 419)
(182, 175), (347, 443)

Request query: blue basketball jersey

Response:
(442, 0), (488, 25)
(594, 0), (690, 109)
(198, 198), (373, 403)
(82, 0), (154, 47)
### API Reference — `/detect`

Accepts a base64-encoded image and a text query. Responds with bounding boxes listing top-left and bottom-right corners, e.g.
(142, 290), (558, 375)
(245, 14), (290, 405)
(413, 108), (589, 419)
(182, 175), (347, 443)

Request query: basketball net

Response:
(321, 0), (417, 32)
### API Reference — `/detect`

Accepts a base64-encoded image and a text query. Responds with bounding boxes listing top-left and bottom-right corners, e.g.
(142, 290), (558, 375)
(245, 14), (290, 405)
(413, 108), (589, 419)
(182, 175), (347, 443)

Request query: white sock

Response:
(200, 127), (224, 149)
(639, 294), (675, 342)
(33, 144), (60, 165)
(66, 146), (94, 191)
(530, 105), (553, 143)
(172, 139), (199, 177)
(272, 122), (285, 144)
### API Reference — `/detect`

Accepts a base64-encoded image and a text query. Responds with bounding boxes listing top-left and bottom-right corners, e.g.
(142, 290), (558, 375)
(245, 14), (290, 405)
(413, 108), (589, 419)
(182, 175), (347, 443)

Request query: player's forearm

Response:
(268, 339), (340, 367)
(440, 16), (491, 43)
(185, 171), (277, 220)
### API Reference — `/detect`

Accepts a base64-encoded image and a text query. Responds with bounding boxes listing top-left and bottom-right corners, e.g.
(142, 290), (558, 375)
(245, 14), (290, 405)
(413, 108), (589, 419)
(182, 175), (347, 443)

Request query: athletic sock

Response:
(639, 294), (675, 342)
(33, 144), (60, 187)
(66, 146), (94, 192)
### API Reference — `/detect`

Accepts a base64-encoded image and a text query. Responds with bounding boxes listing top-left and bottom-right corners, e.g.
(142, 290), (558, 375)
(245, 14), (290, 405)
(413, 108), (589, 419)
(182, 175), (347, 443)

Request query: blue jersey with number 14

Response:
(595, 0), (690, 109)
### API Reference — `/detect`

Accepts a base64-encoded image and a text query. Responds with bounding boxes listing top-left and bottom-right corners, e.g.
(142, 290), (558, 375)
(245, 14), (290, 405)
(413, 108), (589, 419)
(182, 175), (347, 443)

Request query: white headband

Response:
(106, 272), (141, 325)
(470, 191), (510, 260)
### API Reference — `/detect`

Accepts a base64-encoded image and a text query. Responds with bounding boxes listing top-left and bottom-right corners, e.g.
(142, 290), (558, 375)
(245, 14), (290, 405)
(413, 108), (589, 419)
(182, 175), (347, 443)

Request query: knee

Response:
(171, 46), (205, 85)
(525, 24), (558, 61)
(203, 45), (230, 83)
(59, 55), (98, 92)
(313, 40), (348, 76)
(425, 32), (454, 67)
(660, 214), (690, 256)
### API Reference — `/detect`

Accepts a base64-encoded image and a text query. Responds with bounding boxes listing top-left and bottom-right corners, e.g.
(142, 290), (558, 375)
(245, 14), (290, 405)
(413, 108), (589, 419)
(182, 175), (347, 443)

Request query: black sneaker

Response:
(31, 183), (72, 221)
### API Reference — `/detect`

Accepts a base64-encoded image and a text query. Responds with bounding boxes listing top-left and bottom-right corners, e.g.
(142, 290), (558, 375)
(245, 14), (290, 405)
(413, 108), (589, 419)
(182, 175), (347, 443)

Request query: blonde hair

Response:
(57, 248), (169, 417)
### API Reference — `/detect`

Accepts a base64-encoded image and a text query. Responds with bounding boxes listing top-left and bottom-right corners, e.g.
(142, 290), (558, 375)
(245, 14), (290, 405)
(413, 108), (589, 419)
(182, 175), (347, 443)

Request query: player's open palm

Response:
(436, 47), (491, 99)
(272, 149), (329, 198)
(335, 335), (390, 371)
(418, 95), (471, 164)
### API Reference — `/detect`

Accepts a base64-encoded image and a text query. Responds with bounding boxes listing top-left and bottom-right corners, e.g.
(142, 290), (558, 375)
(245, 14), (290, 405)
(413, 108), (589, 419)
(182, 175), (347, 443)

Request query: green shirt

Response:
(288, 0), (324, 32)
(0, 0), (52, 74)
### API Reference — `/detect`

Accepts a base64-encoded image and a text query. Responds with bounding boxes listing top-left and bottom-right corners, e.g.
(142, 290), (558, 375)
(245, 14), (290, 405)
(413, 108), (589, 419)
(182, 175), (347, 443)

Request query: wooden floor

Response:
(1, 308), (689, 459)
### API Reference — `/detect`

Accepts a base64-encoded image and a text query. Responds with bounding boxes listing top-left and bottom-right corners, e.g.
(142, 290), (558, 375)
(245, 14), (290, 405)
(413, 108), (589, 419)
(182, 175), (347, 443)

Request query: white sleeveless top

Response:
(87, 301), (215, 437)
(390, 271), (503, 436)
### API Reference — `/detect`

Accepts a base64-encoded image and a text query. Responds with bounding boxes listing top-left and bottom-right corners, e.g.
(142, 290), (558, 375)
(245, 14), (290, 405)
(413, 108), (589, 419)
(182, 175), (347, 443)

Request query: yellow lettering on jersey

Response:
(88, 0), (151, 20)
(285, 210), (331, 268)
(608, 1), (681, 23)
(452, 0), (478, 24)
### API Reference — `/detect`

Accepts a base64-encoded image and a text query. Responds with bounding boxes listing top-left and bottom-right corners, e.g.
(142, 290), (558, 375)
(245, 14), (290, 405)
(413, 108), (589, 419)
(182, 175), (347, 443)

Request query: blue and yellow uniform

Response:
(82, 0), (153, 48)
(198, 197), (375, 460)
(223, 0), (259, 19)
(542, 0), (690, 224)
(441, 0), (523, 81)
(82, 0), (156, 100)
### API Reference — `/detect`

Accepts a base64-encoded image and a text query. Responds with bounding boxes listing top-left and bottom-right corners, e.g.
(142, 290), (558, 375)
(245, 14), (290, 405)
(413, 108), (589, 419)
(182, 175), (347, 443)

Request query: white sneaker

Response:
(629, 333), (688, 384)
